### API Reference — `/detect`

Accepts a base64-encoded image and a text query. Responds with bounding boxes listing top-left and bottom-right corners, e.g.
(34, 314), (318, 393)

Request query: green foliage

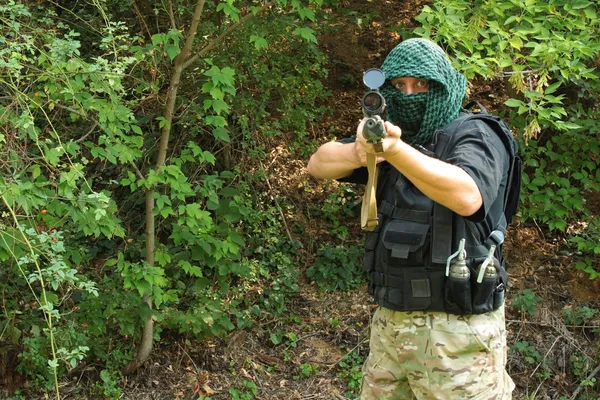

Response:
(511, 340), (553, 380)
(563, 305), (598, 326)
(269, 329), (300, 350)
(0, 0), (331, 395)
(298, 362), (319, 378)
(512, 289), (542, 316)
(222, 17), (331, 159)
(94, 370), (123, 400)
(307, 245), (364, 292)
(511, 341), (542, 365)
(311, 183), (360, 240)
(337, 351), (365, 399)
(328, 316), (341, 329)
(571, 352), (599, 397)
(518, 105), (600, 231)
(569, 219), (600, 279)
(229, 380), (258, 400)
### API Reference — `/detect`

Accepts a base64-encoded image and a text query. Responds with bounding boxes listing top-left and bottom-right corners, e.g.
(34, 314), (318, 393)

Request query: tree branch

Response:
(168, 0), (177, 31)
(182, 2), (274, 70)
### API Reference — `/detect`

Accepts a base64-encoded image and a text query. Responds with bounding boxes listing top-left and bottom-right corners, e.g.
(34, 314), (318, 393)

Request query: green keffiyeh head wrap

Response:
(380, 38), (467, 146)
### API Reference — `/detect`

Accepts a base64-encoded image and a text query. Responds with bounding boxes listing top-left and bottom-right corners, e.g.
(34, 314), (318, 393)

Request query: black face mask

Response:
(382, 87), (428, 143)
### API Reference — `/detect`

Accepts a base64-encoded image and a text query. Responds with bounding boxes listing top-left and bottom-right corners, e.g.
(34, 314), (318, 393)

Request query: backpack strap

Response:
(464, 100), (487, 114)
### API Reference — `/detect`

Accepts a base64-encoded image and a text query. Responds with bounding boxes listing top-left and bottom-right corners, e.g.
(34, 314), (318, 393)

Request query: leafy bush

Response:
(310, 183), (361, 240)
(512, 289), (542, 316)
(562, 305), (599, 326)
(0, 0), (331, 394)
(569, 219), (600, 279)
(307, 245), (364, 291)
(338, 351), (365, 399)
(511, 341), (543, 365)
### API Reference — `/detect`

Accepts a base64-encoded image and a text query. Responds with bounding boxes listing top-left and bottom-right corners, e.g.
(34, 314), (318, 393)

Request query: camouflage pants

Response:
(360, 306), (515, 399)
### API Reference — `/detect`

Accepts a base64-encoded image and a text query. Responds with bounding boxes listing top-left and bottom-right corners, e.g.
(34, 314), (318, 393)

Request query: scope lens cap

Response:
(363, 68), (386, 89)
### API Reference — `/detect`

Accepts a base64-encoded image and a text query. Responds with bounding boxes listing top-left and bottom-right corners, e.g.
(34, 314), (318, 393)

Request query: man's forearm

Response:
(306, 142), (361, 180)
(384, 141), (482, 216)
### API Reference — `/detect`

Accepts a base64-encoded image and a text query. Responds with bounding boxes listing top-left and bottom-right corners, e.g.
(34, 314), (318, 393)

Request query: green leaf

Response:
(213, 127), (231, 142)
(210, 99), (230, 115)
(298, 7), (316, 21)
(151, 33), (165, 46)
(544, 82), (561, 95)
(293, 27), (317, 43)
(504, 98), (526, 108)
(250, 35), (268, 51)
(563, 122), (582, 129)
(30, 164), (41, 179)
(165, 44), (180, 61)
(509, 35), (523, 50)
(210, 86), (224, 100)
(531, 177), (547, 186)
(160, 206), (174, 218)
(571, 0), (592, 9)
(583, 8), (596, 19)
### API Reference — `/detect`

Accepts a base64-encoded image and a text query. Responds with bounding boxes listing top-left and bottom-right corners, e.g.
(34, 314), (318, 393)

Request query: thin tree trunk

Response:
(124, 0), (274, 374)
(124, 0), (206, 375)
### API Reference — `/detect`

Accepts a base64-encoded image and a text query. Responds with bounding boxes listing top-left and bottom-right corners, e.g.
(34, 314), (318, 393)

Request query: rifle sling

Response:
(361, 152), (379, 231)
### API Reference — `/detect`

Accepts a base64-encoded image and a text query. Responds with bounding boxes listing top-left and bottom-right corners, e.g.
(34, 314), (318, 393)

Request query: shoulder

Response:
(445, 114), (509, 157)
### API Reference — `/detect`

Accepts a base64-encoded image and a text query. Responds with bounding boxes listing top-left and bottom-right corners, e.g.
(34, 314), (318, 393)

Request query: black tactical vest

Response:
(363, 115), (509, 315)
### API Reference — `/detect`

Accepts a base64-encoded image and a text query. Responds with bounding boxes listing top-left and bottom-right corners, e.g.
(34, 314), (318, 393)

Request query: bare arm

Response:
(307, 122), (388, 180)
(306, 141), (362, 180)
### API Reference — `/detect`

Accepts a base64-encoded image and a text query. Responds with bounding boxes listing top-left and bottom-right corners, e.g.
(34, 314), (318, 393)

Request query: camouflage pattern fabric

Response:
(360, 305), (515, 399)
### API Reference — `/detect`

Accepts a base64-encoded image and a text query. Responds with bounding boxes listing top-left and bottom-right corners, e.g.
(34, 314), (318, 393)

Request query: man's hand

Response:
(355, 118), (403, 164)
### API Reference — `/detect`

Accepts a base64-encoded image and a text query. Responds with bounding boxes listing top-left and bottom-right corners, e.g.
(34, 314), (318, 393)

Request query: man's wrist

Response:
(383, 138), (403, 159)
(348, 142), (364, 168)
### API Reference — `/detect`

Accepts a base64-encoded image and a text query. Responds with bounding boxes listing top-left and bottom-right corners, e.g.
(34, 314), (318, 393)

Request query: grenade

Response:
(449, 249), (470, 279)
(477, 245), (497, 283)
(484, 263), (497, 278)
(446, 238), (472, 314)
(447, 238), (469, 279)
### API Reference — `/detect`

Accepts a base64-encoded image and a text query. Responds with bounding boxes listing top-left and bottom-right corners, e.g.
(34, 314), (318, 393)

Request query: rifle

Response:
(360, 69), (386, 231)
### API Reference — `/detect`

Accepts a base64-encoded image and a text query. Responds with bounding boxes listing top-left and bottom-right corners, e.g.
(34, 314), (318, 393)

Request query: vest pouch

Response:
(472, 257), (501, 314)
(364, 215), (384, 276)
(444, 272), (472, 315)
(471, 275), (497, 314)
(381, 219), (430, 266)
(493, 283), (505, 308)
(402, 268), (432, 310)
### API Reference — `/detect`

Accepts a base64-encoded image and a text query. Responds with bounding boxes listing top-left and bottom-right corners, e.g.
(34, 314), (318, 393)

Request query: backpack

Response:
(461, 101), (522, 225)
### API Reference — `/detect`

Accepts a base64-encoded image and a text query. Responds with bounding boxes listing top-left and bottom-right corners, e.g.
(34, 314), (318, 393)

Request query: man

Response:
(307, 38), (516, 399)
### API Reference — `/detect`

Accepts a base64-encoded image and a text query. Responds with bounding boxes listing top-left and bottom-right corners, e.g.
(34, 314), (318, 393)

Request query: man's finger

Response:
(357, 118), (368, 140)
(384, 121), (402, 138)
